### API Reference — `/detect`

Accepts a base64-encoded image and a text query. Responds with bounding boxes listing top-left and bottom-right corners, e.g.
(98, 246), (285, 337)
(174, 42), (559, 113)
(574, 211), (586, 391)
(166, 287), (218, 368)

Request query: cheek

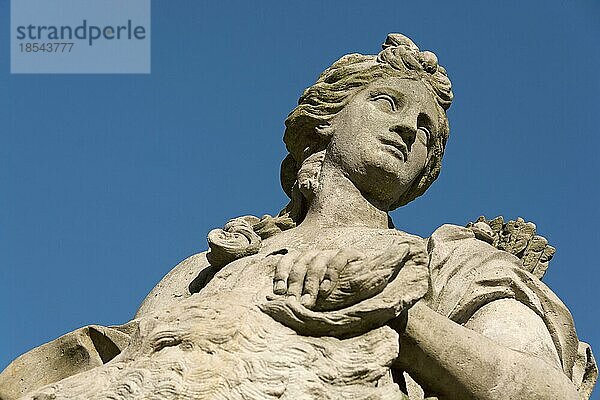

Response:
(414, 146), (428, 166)
(328, 128), (374, 164)
(406, 146), (428, 178)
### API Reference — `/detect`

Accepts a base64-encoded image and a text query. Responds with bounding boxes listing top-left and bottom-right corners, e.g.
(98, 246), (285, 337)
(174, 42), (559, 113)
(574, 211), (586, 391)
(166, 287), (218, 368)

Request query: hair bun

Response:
(419, 51), (438, 73)
(382, 33), (419, 52)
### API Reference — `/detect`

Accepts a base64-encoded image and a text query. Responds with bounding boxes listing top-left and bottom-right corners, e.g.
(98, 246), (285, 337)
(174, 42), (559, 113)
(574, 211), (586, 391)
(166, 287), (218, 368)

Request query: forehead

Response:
(363, 76), (440, 115)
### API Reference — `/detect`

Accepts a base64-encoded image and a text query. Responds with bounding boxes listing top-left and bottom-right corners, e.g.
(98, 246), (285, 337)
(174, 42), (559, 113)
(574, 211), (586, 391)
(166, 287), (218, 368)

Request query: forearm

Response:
(393, 301), (579, 400)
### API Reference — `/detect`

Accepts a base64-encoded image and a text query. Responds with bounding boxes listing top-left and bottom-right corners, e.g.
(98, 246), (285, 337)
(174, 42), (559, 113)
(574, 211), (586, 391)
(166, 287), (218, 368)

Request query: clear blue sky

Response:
(1, 1), (599, 397)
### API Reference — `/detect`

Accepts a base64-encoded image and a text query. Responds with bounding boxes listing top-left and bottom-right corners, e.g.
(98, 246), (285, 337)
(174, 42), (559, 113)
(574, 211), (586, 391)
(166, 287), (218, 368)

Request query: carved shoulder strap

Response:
(466, 216), (556, 280)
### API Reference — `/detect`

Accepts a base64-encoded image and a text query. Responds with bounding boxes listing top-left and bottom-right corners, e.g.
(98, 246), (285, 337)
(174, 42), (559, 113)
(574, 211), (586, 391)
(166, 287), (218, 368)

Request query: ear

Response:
(297, 150), (326, 201)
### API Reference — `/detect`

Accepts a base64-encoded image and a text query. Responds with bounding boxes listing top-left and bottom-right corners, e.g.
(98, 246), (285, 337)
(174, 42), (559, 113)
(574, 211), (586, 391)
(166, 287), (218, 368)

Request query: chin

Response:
(372, 159), (414, 184)
(359, 167), (410, 207)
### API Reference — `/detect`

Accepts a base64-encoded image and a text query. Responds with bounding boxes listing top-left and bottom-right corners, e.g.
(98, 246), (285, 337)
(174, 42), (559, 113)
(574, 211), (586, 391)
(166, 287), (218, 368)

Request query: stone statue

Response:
(0, 33), (597, 400)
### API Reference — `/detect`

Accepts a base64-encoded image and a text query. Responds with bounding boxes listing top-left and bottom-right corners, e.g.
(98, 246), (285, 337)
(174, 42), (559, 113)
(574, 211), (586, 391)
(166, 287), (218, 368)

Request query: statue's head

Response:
(208, 34), (453, 267)
(281, 33), (453, 213)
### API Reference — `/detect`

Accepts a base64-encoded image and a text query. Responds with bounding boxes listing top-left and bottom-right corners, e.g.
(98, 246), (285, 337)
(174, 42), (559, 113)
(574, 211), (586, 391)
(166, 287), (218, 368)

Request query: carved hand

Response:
(261, 236), (429, 337)
(271, 239), (426, 312)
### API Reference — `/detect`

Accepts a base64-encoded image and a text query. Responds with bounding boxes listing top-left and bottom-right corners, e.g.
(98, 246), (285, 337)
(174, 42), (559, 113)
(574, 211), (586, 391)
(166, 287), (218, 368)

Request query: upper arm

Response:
(463, 298), (562, 370)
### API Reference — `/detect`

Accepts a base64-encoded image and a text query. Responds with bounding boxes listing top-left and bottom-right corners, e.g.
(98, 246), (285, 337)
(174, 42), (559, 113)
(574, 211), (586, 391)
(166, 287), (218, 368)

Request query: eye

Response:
(417, 113), (433, 145)
(417, 126), (431, 145)
(372, 94), (397, 111)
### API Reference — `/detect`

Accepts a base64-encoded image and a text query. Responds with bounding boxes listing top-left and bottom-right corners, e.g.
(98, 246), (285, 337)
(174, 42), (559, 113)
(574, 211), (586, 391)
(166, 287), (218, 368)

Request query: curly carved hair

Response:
(207, 33), (453, 268)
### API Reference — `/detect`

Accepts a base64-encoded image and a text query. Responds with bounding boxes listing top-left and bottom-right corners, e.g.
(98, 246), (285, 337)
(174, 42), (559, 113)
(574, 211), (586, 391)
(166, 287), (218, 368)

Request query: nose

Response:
(389, 121), (416, 151)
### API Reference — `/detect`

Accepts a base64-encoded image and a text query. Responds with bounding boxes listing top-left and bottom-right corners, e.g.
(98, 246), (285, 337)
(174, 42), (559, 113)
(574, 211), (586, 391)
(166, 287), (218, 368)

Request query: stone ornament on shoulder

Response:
(466, 216), (556, 279)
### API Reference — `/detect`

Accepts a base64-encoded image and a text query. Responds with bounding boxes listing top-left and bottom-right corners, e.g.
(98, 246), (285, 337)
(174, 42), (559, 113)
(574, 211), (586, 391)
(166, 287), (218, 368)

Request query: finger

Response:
(319, 248), (363, 297)
(301, 250), (337, 308)
(287, 250), (319, 300)
(262, 252), (284, 271)
(273, 250), (300, 295)
(263, 254), (284, 295)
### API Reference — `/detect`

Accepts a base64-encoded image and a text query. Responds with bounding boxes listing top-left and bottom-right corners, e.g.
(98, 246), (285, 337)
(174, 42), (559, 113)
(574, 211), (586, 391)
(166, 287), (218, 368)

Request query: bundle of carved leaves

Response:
(466, 216), (556, 279)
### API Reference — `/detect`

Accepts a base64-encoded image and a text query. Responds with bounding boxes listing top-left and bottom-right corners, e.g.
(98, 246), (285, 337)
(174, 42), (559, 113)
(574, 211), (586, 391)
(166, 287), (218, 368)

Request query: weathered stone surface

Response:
(0, 33), (596, 400)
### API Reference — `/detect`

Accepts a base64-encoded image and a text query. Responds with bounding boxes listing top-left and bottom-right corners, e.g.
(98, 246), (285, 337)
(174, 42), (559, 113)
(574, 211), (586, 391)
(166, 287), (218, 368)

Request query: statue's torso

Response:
(7, 224), (596, 400)
(121, 227), (418, 399)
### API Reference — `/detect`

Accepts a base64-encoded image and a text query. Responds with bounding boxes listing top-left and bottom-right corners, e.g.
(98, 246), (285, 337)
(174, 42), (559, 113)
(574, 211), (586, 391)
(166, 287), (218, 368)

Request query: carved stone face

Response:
(325, 76), (441, 209)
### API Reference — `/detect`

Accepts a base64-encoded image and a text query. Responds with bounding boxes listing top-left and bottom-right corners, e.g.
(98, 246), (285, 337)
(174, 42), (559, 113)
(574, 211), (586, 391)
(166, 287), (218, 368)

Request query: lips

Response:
(379, 137), (408, 161)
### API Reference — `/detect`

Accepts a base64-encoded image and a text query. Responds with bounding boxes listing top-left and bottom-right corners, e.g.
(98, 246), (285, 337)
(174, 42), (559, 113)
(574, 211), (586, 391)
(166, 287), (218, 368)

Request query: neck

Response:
(300, 159), (390, 230)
